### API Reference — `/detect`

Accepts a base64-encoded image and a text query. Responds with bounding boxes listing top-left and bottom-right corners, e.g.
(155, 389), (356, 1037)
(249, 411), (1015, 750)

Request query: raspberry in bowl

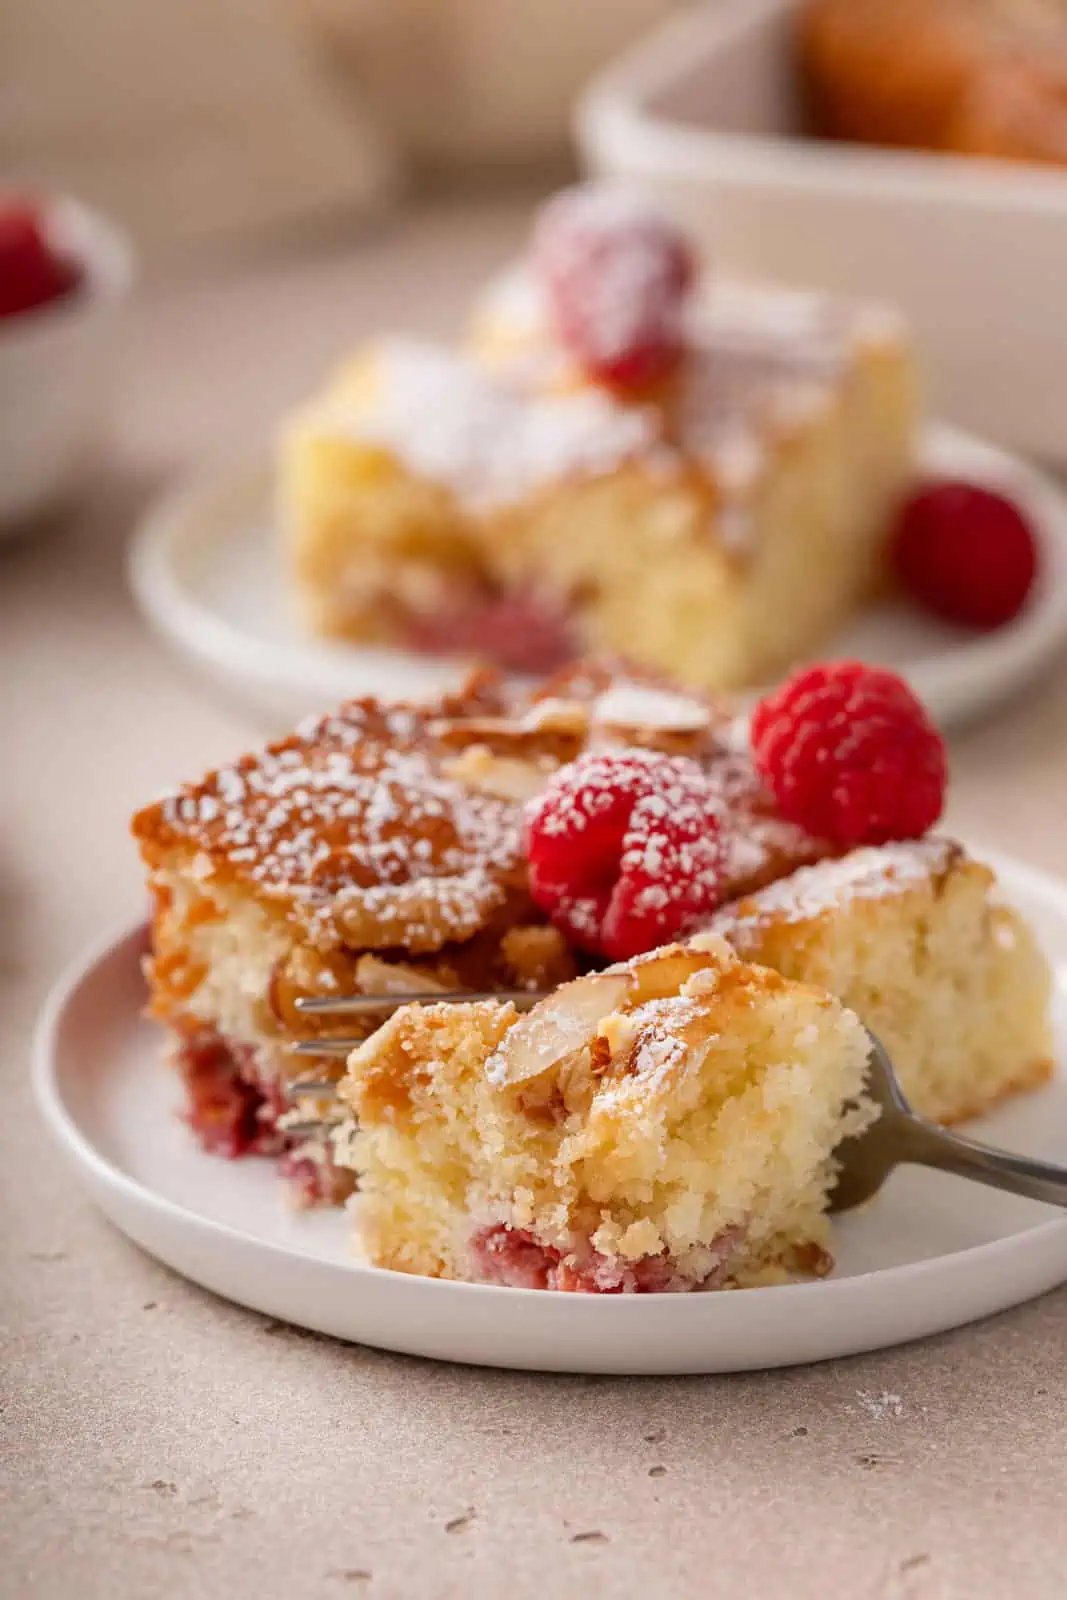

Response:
(0, 195), (134, 532)
(0, 201), (83, 321)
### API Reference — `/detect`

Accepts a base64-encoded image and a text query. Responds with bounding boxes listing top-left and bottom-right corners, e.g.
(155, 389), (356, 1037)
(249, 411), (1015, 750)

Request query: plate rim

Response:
(126, 421), (1067, 728)
(32, 847), (1067, 1348)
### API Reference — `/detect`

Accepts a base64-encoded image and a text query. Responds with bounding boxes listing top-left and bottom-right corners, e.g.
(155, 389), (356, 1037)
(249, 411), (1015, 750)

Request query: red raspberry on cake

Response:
(751, 661), (946, 848)
(892, 480), (1038, 630)
(525, 748), (726, 961)
(532, 184), (695, 392)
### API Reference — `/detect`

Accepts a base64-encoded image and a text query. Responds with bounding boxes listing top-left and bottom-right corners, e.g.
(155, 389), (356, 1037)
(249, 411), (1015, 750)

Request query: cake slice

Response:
(709, 840), (1053, 1125)
(471, 267), (917, 620)
(130, 678), (580, 1202)
(131, 651), (1055, 1219)
(281, 187), (918, 692)
(335, 939), (876, 1291)
(129, 659), (834, 1202)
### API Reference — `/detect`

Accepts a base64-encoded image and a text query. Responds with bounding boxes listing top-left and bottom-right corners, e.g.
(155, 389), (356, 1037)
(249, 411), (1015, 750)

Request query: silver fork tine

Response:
(283, 987), (550, 1096)
(289, 1039), (357, 1058)
(294, 988), (546, 1015)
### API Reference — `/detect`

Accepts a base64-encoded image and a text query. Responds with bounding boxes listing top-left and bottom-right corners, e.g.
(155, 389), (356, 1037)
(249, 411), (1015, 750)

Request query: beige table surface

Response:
(4, 194), (1067, 1600)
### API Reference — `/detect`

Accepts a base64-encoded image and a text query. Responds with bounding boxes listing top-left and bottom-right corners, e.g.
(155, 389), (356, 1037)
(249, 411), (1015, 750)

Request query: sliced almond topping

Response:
(518, 697), (591, 737)
(686, 930), (738, 962)
(596, 1009), (639, 1062)
(353, 954), (449, 997)
(626, 944), (725, 1006)
(592, 684), (711, 734)
(443, 744), (550, 801)
(486, 969), (632, 1087)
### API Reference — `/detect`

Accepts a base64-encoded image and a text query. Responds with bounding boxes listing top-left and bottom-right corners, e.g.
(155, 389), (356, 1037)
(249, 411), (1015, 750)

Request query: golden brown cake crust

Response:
(133, 681), (540, 957)
(133, 662), (829, 962)
(337, 941), (875, 1290)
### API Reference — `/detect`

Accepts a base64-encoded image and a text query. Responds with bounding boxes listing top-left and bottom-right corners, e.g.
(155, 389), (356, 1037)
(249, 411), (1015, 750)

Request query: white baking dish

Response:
(578, 0), (1067, 465)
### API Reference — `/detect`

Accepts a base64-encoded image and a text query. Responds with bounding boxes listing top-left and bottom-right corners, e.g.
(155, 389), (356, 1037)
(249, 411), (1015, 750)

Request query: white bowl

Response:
(577, 0), (1067, 465)
(0, 196), (135, 532)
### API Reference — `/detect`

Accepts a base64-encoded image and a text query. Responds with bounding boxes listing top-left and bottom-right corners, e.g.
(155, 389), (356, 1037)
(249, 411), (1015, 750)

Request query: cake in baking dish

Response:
(335, 940), (876, 1290)
(800, 0), (1067, 167)
(281, 185), (918, 692)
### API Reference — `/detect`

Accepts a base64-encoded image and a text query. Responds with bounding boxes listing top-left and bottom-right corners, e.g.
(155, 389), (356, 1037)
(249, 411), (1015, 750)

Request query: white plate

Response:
(33, 851), (1067, 1374)
(578, 0), (1067, 464)
(128, 424), (1067, 731)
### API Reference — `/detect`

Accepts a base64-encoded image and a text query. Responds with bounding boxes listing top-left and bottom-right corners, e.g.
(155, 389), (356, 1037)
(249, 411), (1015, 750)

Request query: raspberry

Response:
(405, 587), (576, 675)
(751, 662), (946, 847)
(524, 749), (726, 960)
(892, 480), (1038, 630)
(532, 185), (694, 392)
(0, 199), (79, 321)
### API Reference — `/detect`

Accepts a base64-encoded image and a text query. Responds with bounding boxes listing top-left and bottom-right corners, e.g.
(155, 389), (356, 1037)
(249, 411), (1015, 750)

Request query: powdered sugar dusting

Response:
(136, 662), (845, 963)
(709, 753), (828, 900)
(624, 996), (702, 1088)
(470, 263), (908, 557)
(313, 339), (664, 511)
(711, 839), (959, 942)
(304, 262), (909, 563)
(592, 683), (711, 733)
(145, 696), (529, 953)
(534, 183), (690, 372)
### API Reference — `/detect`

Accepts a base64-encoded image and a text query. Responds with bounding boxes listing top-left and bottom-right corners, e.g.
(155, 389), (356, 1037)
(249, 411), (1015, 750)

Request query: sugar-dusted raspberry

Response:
(600, 790), (727, 961)
(524, 749), (726, 960)
(892, 480), (1038, 630)
(751, 662), (946, 847)
(532, 184), (695, 392)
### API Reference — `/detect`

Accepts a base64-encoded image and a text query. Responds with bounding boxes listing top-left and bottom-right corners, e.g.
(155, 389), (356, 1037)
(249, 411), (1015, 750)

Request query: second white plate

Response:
(33, 851), (1067, 1375)
(129, 423), (1067, 729)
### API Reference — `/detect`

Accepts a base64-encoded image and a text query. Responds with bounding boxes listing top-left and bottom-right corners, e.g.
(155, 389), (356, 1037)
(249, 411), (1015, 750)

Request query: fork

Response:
(285, 1000), (1067, 1212)
(282, 987), (548, 1097)
(831, 1033), (1067, 1212)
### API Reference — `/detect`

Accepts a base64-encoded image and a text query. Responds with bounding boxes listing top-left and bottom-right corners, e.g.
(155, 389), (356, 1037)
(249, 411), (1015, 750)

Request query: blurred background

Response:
(3, 0), (1066, 800)
(4, 0), (675, 257)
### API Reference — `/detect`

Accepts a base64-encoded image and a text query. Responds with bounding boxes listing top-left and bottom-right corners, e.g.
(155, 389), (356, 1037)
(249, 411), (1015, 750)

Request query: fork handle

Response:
(903, 1118), (1067, 1208)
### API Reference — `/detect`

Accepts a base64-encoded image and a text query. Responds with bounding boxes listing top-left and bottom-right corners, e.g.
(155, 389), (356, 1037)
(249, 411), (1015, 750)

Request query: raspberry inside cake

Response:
(335, 941), (876, 1291)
